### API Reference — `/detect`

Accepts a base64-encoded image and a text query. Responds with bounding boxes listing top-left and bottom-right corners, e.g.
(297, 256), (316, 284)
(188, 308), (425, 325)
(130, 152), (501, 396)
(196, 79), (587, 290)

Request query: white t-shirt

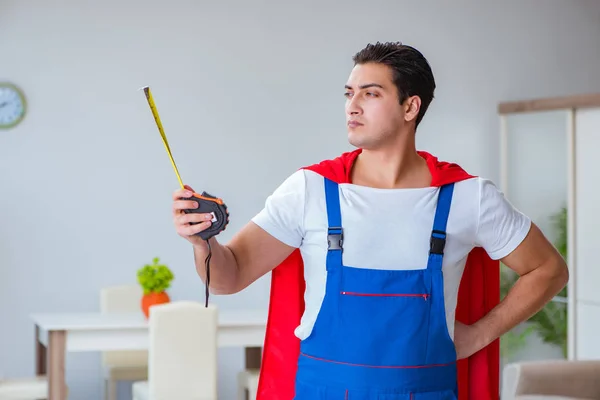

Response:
(251, 168), (531, 341)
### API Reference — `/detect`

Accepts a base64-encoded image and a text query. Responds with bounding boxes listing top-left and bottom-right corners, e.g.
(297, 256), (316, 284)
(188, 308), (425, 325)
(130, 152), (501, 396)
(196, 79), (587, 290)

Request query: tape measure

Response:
(141, 86), (228, 308)
(141, 86), (229, 241)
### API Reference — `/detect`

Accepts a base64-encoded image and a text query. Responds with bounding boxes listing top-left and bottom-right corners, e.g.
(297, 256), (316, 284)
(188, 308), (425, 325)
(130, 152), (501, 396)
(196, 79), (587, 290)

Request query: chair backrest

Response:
(101, 284), (142, 313)
(100, 285), (148, 367)
(148, 301), (218, 400)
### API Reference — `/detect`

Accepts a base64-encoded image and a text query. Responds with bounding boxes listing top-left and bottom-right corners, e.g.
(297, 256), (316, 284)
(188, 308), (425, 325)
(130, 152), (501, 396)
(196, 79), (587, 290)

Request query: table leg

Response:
(245, 347), (262, 369)
(48, 330), (67, 400)
(35, 325), (47, 376)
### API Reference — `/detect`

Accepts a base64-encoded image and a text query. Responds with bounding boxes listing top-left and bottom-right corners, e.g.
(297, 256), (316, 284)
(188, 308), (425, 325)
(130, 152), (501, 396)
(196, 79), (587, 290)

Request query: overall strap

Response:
(324, 178), (343, 272)
(427, 183), (455, 271)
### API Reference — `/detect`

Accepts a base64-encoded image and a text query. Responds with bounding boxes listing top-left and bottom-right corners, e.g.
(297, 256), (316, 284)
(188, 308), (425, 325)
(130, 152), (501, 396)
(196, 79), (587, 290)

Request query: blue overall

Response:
(294, 179), (458, 400)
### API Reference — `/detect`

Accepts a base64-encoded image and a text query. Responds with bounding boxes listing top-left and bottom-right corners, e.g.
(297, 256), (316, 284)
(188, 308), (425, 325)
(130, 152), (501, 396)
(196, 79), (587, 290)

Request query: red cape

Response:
(257, 149), (500, 400)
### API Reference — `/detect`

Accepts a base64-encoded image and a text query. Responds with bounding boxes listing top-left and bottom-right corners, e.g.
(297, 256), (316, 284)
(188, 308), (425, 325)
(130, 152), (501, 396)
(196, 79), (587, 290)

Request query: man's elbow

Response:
(199, 279), (242, 296)
(549, 253), (569, 292)
(200, 272), (243, 295)
(209, 286), (240, 296)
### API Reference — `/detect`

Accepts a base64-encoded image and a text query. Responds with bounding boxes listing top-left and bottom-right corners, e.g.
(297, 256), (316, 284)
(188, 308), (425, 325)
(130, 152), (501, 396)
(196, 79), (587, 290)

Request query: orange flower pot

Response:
(141, 291), (170, 318)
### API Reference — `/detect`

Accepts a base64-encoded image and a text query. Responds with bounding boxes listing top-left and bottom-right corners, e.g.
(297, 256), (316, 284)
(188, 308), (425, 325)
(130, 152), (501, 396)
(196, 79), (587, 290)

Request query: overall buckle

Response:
(430, 229), (446, 255)
(327, 227), (343, 250)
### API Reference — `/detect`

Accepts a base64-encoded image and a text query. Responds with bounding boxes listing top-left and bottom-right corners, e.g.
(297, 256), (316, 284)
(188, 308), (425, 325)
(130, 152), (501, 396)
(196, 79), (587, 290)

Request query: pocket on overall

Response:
(338, 268), (432, 367)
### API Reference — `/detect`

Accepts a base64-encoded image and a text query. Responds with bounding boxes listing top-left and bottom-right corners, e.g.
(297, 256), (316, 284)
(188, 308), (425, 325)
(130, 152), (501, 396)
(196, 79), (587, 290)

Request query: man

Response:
(172, 42), (568, 399)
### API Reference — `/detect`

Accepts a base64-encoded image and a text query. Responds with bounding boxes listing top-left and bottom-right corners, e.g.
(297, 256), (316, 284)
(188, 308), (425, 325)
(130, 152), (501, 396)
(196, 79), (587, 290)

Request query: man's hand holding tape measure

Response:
(172, 185), (215, 246)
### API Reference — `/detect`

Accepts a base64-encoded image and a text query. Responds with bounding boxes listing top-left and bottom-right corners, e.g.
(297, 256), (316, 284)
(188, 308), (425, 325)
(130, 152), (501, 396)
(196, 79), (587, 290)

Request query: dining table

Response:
(31, 309), (268, 400)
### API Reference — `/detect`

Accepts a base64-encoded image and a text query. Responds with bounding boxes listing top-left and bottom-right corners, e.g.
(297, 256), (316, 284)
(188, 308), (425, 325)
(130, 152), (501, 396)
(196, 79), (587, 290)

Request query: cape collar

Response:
(303, 148), (474, 187)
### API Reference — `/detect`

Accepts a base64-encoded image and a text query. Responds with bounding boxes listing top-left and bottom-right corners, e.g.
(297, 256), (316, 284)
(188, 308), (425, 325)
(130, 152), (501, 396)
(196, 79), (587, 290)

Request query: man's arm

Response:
(193, 221), (297, 295)
(456, 222), (569, 359)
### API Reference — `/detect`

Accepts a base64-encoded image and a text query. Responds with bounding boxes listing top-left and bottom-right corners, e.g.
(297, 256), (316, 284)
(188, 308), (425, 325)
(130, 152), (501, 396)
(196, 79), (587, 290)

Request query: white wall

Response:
(1, 1), (600, 399)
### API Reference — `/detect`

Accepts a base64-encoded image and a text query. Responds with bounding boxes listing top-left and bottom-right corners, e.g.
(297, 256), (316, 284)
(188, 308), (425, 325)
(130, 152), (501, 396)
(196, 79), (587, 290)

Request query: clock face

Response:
(0, 83), (26, 129)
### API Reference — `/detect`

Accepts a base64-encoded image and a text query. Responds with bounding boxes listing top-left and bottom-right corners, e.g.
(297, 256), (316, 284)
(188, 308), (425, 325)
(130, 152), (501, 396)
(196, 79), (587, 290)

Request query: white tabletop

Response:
(31, 309), (269, 351)
(31, 309), (268, 331)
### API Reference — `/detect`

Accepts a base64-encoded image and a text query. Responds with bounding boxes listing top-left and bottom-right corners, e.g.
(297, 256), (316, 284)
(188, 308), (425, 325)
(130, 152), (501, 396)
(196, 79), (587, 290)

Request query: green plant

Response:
(500, 207), (568, 358)
(137, 257), (175, 295)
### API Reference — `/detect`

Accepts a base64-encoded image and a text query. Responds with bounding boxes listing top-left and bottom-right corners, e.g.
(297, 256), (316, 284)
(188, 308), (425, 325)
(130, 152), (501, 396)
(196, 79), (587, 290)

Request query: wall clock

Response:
(0, 82), (27, 129)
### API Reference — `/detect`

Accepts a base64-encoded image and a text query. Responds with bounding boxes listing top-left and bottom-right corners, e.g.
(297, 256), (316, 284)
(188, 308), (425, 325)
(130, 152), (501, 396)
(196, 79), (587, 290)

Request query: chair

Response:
(237, 369), (259, 400)
(100, 285), (148, 400)
(132, 301), (218, 400)
(502, 359), (600, 400)
(0, 375), (48, 400)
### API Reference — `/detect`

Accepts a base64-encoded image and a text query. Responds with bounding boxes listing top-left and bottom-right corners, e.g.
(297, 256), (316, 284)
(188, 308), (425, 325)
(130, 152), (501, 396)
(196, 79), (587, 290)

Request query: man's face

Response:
(344, 62), (418, 149)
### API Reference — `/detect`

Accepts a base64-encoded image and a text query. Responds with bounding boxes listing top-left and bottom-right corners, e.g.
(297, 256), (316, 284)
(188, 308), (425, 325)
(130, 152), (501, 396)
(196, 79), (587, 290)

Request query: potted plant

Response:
(137, 257), (175, 318)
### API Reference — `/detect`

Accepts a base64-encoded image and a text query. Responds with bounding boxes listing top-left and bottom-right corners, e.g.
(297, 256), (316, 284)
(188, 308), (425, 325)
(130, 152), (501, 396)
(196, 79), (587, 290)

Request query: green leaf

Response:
(136, 257), (175, 294)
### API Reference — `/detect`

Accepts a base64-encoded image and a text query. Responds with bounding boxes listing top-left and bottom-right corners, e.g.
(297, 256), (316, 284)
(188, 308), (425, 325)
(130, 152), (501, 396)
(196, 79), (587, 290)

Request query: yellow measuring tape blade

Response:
(141, 86), (185, 189)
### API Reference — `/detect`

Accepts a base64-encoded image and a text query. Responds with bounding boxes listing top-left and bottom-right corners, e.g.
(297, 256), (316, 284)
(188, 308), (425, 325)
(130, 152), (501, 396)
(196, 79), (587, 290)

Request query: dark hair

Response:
(352, 41), (436, 127)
